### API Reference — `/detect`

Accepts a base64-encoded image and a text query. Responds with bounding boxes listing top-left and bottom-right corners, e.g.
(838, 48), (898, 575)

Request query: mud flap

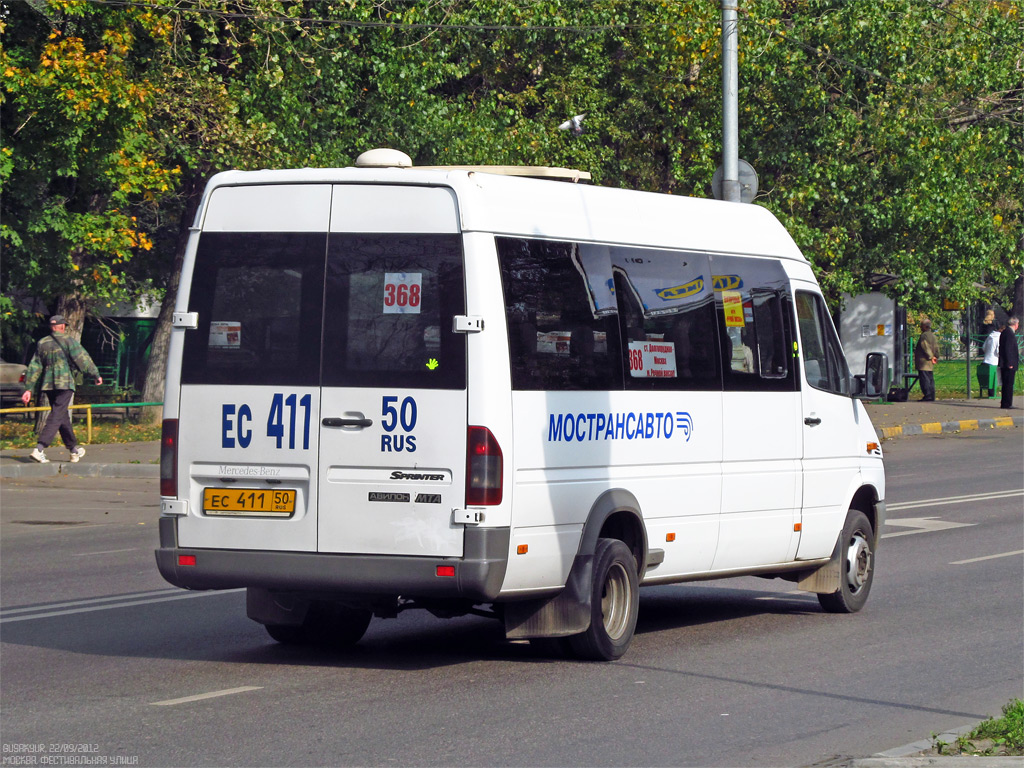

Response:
(503, 553), (594, 639)
(796, 535), (842, 594)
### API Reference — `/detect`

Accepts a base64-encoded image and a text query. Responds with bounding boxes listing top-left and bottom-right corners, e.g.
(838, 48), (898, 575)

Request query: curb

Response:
(877, 416), (1022, 440)
(0, 461), (158, 479)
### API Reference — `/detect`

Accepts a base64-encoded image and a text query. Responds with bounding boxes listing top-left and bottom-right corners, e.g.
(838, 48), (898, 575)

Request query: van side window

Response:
(322, 234), (466, 390)
(182, 232), (326, 386)
(796, 291), (850, 395)
(497, 237), (622, 391)
(611, 249), (721, 391)
(711, 255), (796, 392)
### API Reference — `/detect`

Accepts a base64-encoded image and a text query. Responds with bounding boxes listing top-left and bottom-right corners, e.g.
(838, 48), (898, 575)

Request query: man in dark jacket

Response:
(20, 315), (103, 463)
(998, 316), (1019, 409)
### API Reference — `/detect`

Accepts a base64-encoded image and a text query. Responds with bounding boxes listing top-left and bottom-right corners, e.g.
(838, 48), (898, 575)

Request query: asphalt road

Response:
(1, 430), (1021, 767)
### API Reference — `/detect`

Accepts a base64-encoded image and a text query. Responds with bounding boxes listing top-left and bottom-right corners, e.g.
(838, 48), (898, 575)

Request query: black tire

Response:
(265, 602), (372, 647)
(818, 509), (875, 614)
(567, 538), (640, 661)
(264, 623), (307, 644)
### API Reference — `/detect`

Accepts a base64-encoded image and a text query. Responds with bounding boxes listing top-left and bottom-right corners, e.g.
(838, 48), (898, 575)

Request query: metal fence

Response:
(0, 402), (162, 443)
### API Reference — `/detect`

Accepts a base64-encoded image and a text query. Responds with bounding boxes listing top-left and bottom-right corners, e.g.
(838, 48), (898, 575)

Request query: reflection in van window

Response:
(323, 234), (466, 390)
(497, 237), (621, 391)
(182, 232), (326, 386)
(796, 291), (850, 395)
(612, 264), (721, 391)
(711, 255), (796, 392)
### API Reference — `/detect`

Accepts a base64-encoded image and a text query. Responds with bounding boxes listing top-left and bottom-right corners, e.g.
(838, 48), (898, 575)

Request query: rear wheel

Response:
(567, 538), (639, 661)
(264, 601), (372, 647)
(818, 509), (875, 614)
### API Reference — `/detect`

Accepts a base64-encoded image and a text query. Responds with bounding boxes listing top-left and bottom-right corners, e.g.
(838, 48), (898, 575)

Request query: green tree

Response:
(1, 0), (179, 336)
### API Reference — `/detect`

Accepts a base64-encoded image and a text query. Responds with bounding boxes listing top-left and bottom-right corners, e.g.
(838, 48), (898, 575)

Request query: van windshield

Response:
(182, 232), (465, 389)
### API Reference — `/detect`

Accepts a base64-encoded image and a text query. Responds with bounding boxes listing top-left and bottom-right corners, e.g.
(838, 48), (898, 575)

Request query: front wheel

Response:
(567, 538), (640, 661)
(818, 509), (875, 613)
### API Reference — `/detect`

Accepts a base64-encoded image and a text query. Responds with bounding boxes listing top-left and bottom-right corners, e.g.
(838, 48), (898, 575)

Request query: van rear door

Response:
(175, 183), (467, 558)
(176, 184), (331, 553)
(316, 185), (467, 557)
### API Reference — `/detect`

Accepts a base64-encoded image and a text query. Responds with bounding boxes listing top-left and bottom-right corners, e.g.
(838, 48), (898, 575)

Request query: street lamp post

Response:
(721, 0), (740, 203)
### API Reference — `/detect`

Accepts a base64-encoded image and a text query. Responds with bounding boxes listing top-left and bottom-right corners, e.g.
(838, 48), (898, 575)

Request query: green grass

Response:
(930, 359), (1023, 399)
(0, 419), (161, 449)
(935, 699), (1024, 757)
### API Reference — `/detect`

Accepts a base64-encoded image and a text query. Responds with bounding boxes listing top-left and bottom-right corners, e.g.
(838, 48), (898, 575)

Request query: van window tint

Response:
(711, 255), (796, 392)
(611, 249), (721, 390)
(182, 232), (325, 386)
(796, 291), (850, 395)
(322, 234), (466, 389)
(498, 237), (622, 391)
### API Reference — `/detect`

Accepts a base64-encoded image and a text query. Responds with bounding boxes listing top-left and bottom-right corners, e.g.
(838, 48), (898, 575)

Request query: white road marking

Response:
(72, 548), (139, 557)
(950, 550), (1024, 565)
(887, 490), (1023, 512)
(1, 588), (183, 615)
(882, 517), (975, 539)
(0, 588), (244, 623)
(150, 686), (263, 707)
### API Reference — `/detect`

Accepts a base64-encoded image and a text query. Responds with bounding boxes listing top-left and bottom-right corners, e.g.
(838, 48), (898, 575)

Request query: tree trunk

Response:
(55, 293), (88, 341)
(1014, 232), (1024, 320)
(139, 178), (206, 425)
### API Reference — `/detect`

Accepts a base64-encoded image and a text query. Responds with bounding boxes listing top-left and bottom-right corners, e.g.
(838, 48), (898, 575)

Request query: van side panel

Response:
(502, 391), (724, 593)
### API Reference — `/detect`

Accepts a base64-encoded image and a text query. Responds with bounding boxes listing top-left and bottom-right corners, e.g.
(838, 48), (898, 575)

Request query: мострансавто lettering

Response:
(548, 411), (692, 442)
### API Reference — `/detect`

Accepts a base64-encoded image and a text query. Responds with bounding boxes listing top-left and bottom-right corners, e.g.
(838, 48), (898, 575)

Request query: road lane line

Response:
(882, 517), (975, 539)
(887, 489), (1023, 512)
(1, 588), (187, 615)
(0, 589), (244, 623)
(72, 548), (139, 557)
(950, 550), (1024, 565)
(150, 686), (263, 706)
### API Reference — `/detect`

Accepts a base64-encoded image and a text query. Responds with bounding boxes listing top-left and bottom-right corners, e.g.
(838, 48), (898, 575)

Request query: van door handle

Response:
(322, 417), (373, 428)
(804, 416), (822, 426)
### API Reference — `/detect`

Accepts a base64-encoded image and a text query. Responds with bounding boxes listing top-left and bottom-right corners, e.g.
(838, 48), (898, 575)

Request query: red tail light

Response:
(18, 372), (26, 384)
(466, 426), (502, 506)
(160, 419), (178, 498)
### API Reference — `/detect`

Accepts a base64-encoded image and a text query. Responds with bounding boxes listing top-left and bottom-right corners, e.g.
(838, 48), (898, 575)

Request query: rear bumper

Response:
(155, 516), (510, 602)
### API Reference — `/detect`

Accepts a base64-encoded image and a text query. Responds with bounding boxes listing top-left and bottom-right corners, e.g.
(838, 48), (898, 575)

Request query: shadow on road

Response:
(1, 583), (822, 671)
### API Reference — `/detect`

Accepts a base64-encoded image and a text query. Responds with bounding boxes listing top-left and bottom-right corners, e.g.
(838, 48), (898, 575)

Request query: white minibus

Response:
(156, 149), (887, 660)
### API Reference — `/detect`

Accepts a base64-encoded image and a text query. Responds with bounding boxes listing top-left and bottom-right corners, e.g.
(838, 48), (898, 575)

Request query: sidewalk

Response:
(0, 440), (160, 479)
(864, 398), (1022, 440)
(1, 398), (1020, 479)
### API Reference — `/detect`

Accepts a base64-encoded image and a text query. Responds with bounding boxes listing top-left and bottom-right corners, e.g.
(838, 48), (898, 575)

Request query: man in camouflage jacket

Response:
(21, 315), (103, 463)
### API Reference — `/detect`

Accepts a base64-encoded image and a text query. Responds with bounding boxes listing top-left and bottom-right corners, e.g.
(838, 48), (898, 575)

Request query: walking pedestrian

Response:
(20, 315), (103, 463)
(914, 318), (940, 401)
(998, 316), (1019, 409)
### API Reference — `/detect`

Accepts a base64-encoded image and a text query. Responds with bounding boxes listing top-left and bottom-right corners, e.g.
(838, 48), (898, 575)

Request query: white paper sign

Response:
(628, 340), (677, 378)
(209, 321), (241, 348)
(383, 273), (423, 314)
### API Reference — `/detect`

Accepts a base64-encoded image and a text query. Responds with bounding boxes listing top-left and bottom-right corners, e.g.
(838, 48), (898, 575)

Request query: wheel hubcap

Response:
(601, 562), (632, 640)
(845, 531), (872, 594)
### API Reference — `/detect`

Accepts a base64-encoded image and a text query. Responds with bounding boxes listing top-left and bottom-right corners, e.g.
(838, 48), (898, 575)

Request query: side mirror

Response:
(853, 352), (888, 399)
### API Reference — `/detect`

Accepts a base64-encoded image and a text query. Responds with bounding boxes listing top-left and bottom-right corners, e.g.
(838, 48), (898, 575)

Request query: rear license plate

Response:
(203, 488), (296, 517)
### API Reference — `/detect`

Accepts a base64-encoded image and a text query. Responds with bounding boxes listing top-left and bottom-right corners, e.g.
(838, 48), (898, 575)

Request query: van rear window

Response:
(182, 232), (466, 390)
(182, 232), (326, 386)
(322, 234), (466, 389)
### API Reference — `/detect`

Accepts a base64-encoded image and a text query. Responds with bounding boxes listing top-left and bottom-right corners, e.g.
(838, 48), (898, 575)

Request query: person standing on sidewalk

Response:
(20, 315), (103, 463)
(979, 323), (1002, 399)
(998, 316), (1019, 409)
(914, 318), (940, 401)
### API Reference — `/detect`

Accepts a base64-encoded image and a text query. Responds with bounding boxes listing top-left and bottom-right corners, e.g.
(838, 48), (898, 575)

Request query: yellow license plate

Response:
(203, 488), (296, 517)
